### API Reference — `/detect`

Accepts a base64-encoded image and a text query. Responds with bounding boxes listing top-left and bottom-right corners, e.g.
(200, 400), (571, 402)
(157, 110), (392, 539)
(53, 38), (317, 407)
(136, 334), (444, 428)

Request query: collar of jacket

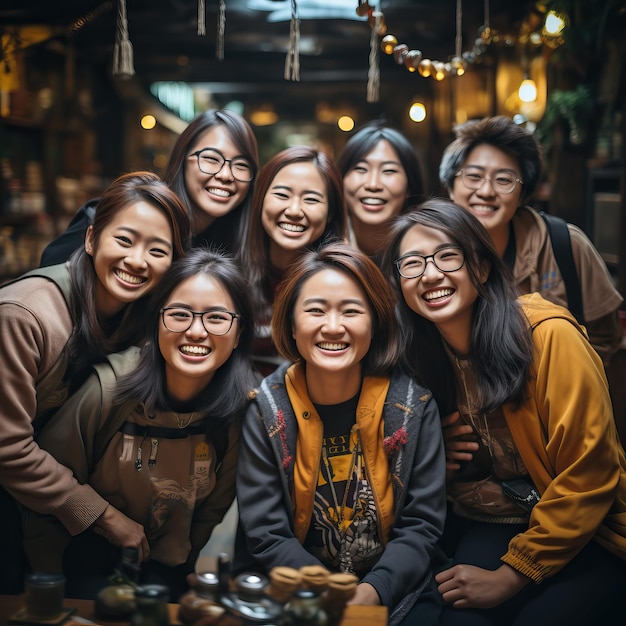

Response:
(284, 362), (394, 542)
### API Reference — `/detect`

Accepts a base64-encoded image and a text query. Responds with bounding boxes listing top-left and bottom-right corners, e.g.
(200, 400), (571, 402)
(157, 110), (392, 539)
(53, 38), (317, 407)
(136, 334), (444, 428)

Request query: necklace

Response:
(454, 356), (494, 458)
(174, 411), (199, 429)
(321, 425), (360, 532)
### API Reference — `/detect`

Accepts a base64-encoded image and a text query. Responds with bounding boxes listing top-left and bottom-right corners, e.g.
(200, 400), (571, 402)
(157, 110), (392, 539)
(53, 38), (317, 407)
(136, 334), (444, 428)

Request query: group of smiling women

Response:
(1, 109), (625, 626)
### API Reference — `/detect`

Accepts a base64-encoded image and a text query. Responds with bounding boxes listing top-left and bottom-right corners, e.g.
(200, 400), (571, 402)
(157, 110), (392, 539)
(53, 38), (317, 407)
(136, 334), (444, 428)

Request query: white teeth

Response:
(472, 205), (496, 213)
(208, 187), (232, 197)
(318, 342), (348, 351)
(279, 223), (305, 232)
(424, 288), (453, 301)
(115, 269), (146, 285)
(361, 198), (384, 205)
(180, 345), (210, 355)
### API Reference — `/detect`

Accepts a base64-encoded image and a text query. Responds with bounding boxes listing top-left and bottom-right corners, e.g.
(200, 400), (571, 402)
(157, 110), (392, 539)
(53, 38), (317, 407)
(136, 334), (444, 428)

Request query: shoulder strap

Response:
(7, 263), (74, 313)
(92, 346), (141, 463)
(539, 211), (584, 324)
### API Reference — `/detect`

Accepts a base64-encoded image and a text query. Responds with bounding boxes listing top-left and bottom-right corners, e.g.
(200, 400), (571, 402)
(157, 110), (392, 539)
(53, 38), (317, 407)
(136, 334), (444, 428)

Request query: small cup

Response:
(24, 572), (66, 620)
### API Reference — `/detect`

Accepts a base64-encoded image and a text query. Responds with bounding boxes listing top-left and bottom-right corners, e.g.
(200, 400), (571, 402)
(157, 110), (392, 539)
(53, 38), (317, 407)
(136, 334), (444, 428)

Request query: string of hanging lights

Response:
(357, 0), (494, 81)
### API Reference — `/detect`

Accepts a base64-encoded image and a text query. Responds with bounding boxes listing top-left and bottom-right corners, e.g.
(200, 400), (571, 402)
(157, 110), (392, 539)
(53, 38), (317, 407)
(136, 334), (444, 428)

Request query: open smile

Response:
(423, 288), (454, 302)
(114, 268), (147, 286)
(179, 345), (211, 357)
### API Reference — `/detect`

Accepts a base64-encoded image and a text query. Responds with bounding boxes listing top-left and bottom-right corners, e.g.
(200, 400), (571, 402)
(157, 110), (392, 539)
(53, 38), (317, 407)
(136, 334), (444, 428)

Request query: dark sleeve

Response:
(361, 395), (447, 608)
(236, 403), (320, 572)
(40, 199), (99, 267)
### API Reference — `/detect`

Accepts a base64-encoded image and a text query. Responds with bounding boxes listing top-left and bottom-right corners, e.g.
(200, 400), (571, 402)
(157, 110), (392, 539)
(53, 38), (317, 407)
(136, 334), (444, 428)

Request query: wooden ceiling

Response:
(1, 1), (530, 118)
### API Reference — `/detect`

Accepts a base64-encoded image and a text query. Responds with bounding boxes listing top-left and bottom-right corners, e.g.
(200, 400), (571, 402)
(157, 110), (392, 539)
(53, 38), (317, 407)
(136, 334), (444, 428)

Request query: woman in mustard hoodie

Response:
(379, 199), (626, 625)
(235, 242), (446, 625)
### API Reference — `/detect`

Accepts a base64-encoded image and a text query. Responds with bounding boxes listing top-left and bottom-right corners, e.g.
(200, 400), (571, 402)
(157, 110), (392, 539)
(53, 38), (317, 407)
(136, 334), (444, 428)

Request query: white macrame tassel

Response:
(197, 0), (206, 36)
(284, 0), (300, 82)
(216, 0), (226, 60)
(367, 12), (381, 103)
(113, 0), (135, 77)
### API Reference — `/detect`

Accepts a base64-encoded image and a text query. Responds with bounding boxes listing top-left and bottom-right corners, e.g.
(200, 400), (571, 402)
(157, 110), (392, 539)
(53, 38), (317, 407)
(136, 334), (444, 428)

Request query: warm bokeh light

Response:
(544, 11), (566, 36)
(337, 115), (355, 132)
(409, 102), (426, 123)
(518, 78), (538, 103)
(140, 114), (157, 130)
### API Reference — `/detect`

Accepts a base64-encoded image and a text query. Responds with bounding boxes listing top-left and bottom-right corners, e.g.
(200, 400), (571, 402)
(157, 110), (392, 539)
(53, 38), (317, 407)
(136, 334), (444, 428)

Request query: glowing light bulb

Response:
(409, 102), (426, 123)
(544, 11), (566, 36)
(518, 78), (537, 103)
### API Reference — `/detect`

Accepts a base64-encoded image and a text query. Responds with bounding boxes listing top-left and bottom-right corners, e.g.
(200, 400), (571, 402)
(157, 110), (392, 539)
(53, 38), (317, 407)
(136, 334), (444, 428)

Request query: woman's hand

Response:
(435, 563), (530, 609)
(92, 504), (150, 561)
(346, 582), (381, 606)
(441, 411), (479, 479)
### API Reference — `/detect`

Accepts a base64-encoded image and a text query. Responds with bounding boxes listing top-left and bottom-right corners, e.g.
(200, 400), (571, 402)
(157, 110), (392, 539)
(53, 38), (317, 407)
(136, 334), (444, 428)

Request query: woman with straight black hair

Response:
(379, 198), (626, 625)
(22, 248), (258, 601)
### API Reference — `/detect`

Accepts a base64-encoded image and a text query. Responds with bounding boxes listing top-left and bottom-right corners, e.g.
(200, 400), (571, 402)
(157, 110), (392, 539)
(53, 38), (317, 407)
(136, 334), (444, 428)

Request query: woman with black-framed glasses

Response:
(21, 248), (258, 602)
(41, 109), (259, 266)
(438, 115), (622, 365)
(379, 199), (626, 625)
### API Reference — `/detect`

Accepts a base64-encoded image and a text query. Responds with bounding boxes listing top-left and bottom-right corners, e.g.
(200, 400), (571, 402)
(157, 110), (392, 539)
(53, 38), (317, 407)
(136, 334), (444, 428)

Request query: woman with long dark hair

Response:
(0, 171), (190, 594)
(379, 199), (626, 625)
(23, 248), (258, 600)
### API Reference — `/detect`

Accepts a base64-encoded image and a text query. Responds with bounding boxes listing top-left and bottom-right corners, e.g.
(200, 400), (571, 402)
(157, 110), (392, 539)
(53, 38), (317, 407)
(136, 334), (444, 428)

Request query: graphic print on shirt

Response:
(306, 428), (383, 575)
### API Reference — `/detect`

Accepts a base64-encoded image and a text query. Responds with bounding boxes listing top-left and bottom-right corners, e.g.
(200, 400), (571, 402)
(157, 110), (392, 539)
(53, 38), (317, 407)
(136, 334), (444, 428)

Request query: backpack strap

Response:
(92, 346), (141, 463)
(539, 211), (585, 324)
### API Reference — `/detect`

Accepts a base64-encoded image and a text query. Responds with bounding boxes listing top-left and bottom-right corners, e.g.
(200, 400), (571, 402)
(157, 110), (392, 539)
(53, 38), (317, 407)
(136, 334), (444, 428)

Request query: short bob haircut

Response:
(271, 241), (401, 376)
(438, 116), (543, 205)
(337, 119), (425, 209)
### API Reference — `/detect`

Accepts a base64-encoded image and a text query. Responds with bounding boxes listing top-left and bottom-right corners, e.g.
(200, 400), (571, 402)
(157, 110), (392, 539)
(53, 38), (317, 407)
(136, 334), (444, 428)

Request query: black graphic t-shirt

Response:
(305, 395), (383, 575)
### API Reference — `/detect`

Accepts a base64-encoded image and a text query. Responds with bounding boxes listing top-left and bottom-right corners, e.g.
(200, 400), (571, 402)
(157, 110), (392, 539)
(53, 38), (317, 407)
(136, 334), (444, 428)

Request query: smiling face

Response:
(261, 162), (329, 269)
(184, 124), (253, 233)
(342, 139), (409, 228)
(292, 268), (372, 396)
(449, 143), (523, 246)
(158, 273), (240, 401)
(398, 223), (480, 354)
(86, 200), (174, 318)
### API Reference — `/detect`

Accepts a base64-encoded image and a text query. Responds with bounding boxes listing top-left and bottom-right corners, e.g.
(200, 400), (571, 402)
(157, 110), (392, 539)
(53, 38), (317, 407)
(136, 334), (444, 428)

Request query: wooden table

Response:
(0, 595), (387, 626)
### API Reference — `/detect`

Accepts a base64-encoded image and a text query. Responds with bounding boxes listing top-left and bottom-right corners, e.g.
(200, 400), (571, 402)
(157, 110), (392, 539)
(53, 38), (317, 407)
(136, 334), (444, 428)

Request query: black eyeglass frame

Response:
(188, 147), (255, 182)
(160, 307), (240, 335)
(395, 246), (466, 279)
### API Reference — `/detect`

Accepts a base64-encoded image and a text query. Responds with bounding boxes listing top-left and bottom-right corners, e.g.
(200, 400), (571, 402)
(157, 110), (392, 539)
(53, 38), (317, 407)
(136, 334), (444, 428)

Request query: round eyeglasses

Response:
(395, 247), (465, 279)
(160, 307), (240, 335)
(189, 147), (255, 182)
(456, 169), (523, 194)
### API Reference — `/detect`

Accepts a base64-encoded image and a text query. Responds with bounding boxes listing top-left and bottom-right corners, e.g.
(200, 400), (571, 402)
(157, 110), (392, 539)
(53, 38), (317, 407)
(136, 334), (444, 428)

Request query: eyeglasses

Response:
(395, 247), (465, 279)
(189, 147), (255, 182)
(455, 168), (523, 194)
(160, 307), (240, 335)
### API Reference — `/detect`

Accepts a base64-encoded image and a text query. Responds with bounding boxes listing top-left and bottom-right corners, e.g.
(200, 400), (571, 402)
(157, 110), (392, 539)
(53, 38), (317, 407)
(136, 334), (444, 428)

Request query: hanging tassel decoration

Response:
(367, 11), (381, 102)
(112, 0), (135, 78)
(216, 0), (226, 60)
(197, 0), (206, 36)
(284, 0), (300, 82)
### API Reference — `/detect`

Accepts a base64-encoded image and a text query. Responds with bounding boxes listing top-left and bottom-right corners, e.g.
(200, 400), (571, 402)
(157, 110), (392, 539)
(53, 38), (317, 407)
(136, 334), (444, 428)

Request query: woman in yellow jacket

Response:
(379, 199), (626, 625)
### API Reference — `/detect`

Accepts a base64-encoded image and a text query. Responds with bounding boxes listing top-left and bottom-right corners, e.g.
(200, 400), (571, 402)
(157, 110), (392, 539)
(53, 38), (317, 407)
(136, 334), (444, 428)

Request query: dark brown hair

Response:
(272, 241), (400, 376)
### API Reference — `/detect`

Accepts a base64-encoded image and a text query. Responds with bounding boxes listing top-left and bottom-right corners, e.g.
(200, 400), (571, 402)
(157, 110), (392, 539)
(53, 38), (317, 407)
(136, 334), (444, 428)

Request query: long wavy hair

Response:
(66, 171), (191, 390)
(115, 248), (258, 449)
(238, 145), (347, 320)
(164, 109), (259, 251)
(378, 198), (534, 412)
(272, 241), (401, 377)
